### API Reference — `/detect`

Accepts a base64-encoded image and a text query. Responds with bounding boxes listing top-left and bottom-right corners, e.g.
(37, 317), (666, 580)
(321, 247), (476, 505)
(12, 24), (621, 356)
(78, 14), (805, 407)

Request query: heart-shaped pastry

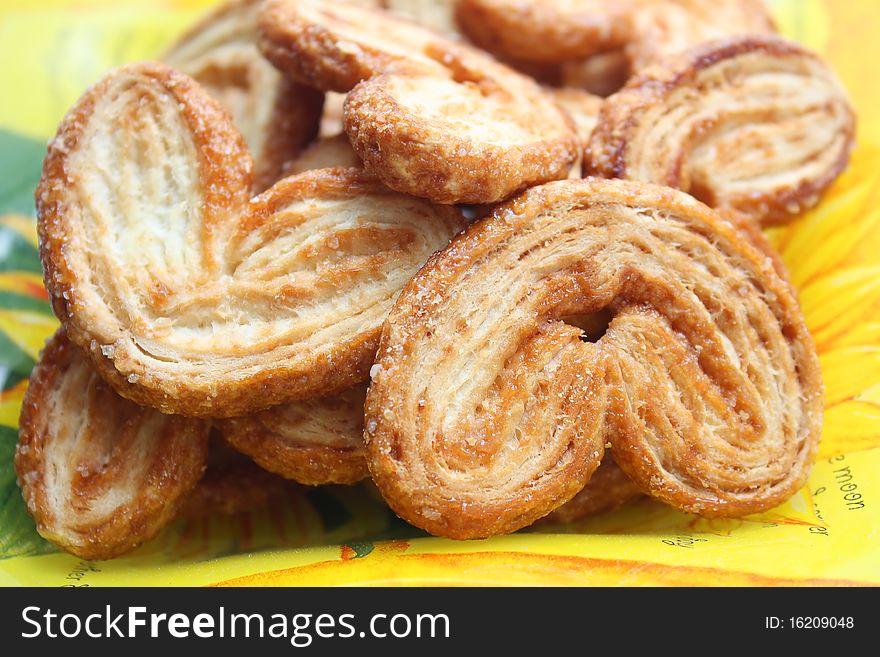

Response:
(364, 178), (822, 538)
(163, 0), (323, 192)
(219, 384), (368, 485)
(37, 62), (465, 417)
(258, 0), (578, 204)
(15, 330), (210, 560)
(586, 36), (855, 225)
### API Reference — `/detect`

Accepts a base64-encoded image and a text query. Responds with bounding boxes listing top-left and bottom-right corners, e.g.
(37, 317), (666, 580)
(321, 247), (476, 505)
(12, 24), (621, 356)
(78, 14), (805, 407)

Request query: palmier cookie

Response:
(37, 62), (466, 417)
(219, 385), (369, 485)
(258, 0), (578, 204)
(365, 178), (822, 538)
(163, 0), (322, 192)
(15, 330), (210, 559)
(543, 456), (641, 524)
(177, 435), (291, 518)
(586, 36), (855, 225)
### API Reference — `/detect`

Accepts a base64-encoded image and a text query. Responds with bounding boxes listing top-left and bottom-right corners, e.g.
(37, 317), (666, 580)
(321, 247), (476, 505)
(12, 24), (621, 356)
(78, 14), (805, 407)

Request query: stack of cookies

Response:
(15, 0), (854, 558)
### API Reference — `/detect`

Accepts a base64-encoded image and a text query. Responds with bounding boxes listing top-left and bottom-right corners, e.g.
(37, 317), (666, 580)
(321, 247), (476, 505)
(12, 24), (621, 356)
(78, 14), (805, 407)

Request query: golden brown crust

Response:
(366, 178), (822, 538)
(259, 0), (578, 204)
(259, 0), (445, 92)
(164, 0), (323, 192)
(177, 436), (291, 517)
(14, 330), (210, 559)
(219, 385), (368, 485)
(586, 36), (856, 225)
(455, 0), (629, 63)
(345, 73), (577, 204)
(543, 455), (641, 523)
(37, 62), (466, 417)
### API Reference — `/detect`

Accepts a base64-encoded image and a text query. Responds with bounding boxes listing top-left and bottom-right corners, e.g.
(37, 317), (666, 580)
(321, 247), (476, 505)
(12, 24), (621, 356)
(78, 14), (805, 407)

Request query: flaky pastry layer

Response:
(15, 330), (210, 559)
(37, 62), (465, 417)
(625, 0), (776, 71)
(259, 0), (577, 204)
(365, 178), (822, 538)
(454, 0), (774, 72)
(586, 36), (855, 225)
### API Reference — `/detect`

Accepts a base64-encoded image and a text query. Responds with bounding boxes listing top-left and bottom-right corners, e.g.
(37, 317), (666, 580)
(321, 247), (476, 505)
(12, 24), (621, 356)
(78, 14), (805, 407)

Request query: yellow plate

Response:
(0, 0), (878, 586)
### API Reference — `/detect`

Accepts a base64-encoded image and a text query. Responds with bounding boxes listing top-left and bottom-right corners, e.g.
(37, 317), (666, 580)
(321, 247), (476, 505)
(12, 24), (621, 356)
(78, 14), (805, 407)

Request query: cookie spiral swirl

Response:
(15, 330), (210, 559)
(36, 62), (465, 417)
(586, 36), (855, 225)
(365, 178), (822, 538)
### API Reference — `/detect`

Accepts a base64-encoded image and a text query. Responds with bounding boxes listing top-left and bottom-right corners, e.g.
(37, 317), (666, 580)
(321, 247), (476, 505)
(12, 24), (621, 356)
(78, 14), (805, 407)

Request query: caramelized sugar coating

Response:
(15, 330), (210, 559)
(259, 0), (577, 204)
(177, 436), (291, 517)
(345, 73), (577, 204)
(37, 63), (465, 417)
(365, 178), (822, 538)
(164, 0), (322, 192)
(543, 456), (641, 523)
(259, 0), (447, 91)
(586, 37), (855, 225)
(455, 0), (629, 63)
(220, 385), (369, 485)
